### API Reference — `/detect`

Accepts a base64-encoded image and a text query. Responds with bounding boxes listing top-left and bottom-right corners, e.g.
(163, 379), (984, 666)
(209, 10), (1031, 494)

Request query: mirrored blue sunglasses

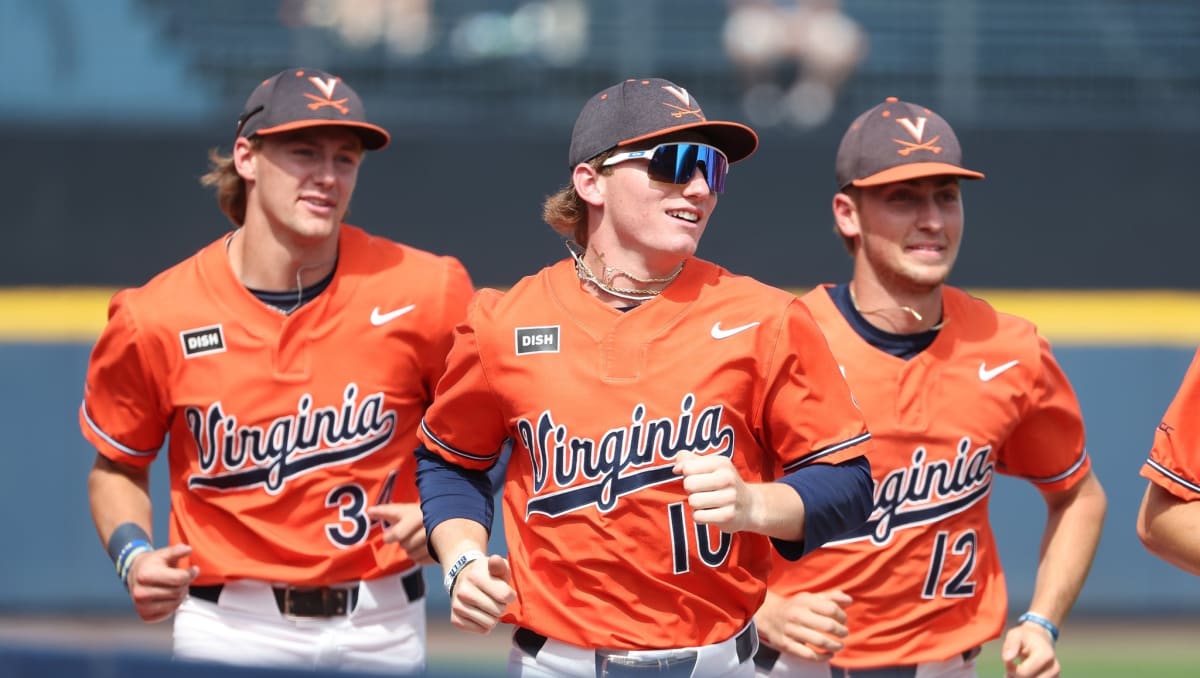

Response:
(601, 142), (730, 193)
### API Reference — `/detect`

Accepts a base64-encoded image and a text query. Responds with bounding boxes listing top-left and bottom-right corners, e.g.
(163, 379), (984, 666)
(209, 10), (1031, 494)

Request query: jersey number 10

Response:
(668, 502), (732, 574)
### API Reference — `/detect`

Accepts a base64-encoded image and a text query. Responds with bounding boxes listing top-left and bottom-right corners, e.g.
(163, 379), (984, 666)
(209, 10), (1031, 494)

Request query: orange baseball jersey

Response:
(79, 224), (473, 586)
(768, 285), (1091, 668)
(1142, 349), (1200, 501)
(417, 258), (870, 650)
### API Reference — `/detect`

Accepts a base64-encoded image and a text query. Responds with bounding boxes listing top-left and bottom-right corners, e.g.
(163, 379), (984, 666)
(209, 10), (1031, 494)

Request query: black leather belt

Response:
(753, 644), (982, 676)
(514, 623), (756, 674)
(189, 570), (424, 618)
(752, 644), (782, 672)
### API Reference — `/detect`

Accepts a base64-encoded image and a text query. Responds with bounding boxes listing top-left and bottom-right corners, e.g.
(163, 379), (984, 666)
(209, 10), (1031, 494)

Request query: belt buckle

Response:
(595, 649), (698, 676)
(280, 586), (350, 619)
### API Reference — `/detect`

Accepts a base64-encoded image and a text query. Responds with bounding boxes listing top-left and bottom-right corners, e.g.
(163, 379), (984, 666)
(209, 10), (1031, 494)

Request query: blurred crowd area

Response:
(4, 0), (1199, 132)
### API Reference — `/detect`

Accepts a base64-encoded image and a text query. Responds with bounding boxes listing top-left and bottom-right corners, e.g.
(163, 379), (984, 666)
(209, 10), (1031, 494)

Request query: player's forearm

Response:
(87, 453), (153, 546)
(1137, 484), (1200, 576)
(1027, 471), (1107, 624)
(745, 482), (808, 540)
(429, 518), (491, 568)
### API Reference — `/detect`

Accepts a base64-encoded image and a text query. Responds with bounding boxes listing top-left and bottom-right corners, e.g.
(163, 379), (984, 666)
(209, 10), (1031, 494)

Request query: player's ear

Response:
(832, 190), (861, 242)
(573, 162), (605, 207)
(232, 137), (258, 182)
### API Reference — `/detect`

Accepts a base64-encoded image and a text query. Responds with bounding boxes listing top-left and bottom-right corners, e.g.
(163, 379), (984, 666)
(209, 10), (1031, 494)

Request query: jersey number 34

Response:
(324, 471), (398, 548)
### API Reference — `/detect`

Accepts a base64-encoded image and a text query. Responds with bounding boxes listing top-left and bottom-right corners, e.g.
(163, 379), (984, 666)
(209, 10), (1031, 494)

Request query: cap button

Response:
(885, 96), (898, 103)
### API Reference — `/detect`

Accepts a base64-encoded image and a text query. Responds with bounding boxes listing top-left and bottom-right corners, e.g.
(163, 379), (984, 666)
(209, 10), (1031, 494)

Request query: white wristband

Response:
(443, 550), (486, 595)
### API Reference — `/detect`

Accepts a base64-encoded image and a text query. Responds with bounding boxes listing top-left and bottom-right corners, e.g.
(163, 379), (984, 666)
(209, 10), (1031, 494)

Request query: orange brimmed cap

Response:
(835, 96), (983, 189)
(568, 78), (758, 168)
(235, 68), (389, 151)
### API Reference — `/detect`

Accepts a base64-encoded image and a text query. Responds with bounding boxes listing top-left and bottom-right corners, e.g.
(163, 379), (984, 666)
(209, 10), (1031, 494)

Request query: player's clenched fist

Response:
(449, 555), (516, 634)
(674, 451), (810, 540)
(756, 589), (851, 661)
(1002, 623), (1060, 678)
(126, 543), (199, 623)
(674, 451), (758, 533)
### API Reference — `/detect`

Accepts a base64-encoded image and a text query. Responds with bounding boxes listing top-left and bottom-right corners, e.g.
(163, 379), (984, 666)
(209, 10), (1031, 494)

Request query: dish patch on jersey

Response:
(180, 325), (226, 358)
(515, 326), (560, 355)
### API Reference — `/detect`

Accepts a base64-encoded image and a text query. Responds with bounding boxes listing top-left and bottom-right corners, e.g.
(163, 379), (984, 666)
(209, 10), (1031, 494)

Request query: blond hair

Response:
(199, 138), (262, 227)
(541, 150), (617, 248)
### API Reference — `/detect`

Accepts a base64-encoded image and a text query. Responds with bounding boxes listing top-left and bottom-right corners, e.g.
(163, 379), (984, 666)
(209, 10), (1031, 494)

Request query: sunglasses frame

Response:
(601, 142), (730, 193)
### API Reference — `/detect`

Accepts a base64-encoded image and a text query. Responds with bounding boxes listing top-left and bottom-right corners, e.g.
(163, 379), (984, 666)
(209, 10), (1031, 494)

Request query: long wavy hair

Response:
(541, 149), (617, 249)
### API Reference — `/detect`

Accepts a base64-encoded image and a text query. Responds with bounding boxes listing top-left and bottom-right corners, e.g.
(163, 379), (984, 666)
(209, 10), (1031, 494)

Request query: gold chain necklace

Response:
(566, 241), (684, 302)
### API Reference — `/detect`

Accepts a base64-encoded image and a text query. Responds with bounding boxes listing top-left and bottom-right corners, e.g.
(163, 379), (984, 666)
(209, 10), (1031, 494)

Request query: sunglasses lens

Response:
(646, 143), (729, 193)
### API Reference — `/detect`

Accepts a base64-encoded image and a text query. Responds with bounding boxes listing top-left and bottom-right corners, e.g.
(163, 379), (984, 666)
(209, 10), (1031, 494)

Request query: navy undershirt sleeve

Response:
(415, 445), (495, 562)
(486, 439), (513, 494)
(770, 455), (873, 560)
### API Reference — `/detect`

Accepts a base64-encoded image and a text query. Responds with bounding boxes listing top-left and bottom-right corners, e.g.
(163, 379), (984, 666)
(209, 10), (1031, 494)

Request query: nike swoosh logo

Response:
(711, 321), (760, 340)
(370, 304), (416, 326)
(978, 359), (1019, 382)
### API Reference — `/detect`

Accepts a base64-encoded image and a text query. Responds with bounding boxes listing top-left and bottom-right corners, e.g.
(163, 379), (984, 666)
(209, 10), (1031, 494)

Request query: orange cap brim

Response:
(851, 162), (984, 187)
(254, 120), (390, 150)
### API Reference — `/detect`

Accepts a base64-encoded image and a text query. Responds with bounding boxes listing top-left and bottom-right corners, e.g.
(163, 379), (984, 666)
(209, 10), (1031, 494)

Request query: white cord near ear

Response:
(848, 285), (924, 322)
(281, 257), (336, 314)
(848, 285), (945, 331)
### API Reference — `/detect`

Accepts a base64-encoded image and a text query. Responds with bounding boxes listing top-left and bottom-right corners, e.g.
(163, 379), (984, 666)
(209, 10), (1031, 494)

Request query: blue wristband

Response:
(106, 523), (154, 588)
(1017, 612), (1060, 643)
(115, 540), (153, 586)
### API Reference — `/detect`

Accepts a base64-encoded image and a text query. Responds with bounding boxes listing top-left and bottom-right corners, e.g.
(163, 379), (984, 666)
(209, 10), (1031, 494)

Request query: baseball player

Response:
(1137, 350), (1200, 574)
(754, 98), (1108, 678)
(413, 77), (875, 677)
(80, 68), (474, 673)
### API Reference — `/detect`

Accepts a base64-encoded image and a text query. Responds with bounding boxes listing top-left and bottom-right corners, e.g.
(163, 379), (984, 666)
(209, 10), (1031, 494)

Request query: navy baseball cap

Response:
(568, 78), (758, 168)
(836, 97), (983, 189)
(235, 68), (390, 150)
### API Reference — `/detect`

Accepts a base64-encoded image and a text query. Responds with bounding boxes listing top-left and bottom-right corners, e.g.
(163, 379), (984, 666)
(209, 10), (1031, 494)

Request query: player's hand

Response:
(674, 451), (757, 533)
(1001, 623), (1060, 677)
(449, 555), (516, 634)
(127, 543), (199, 623)
(757, 590), (851, 661)
(367, 503), (433, 565)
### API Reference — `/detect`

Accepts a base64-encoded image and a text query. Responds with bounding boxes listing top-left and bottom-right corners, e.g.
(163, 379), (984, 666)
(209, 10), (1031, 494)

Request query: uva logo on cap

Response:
(661, 85), (704, 121)
(304, 76), (350, 114)
(892, 116), (942, 157)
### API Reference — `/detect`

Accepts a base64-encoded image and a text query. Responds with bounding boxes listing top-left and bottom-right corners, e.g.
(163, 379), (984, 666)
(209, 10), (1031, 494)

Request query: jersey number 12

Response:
(922, 529), (978, 598)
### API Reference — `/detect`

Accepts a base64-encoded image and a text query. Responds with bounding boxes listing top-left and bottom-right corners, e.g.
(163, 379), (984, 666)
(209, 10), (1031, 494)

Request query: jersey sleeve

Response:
(422, 255), (476, 390)
(416, 289), (509, 470)
(1141, 348), (1200, 501)
(78, 290), (168, 467)
(995, 334), (1090, 491)
(761, 299), (872, 471)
